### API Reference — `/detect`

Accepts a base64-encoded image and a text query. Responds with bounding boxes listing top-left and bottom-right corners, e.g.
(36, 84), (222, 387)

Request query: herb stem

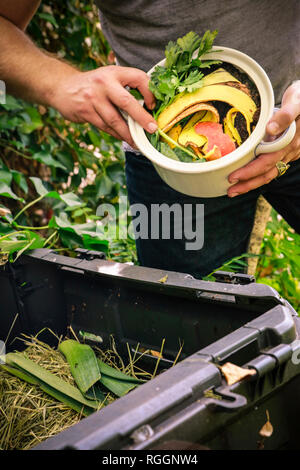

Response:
(157, 128), (198, 160)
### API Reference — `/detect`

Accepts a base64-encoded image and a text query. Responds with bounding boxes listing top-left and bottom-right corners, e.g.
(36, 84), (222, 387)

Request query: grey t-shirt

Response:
(96, 0), (300, 104)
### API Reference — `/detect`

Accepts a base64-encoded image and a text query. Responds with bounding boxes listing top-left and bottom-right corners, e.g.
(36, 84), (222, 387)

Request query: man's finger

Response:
(89, 108), (123, 141)
(109, 82), (157, 134)
(94, 99), (135, 146)
(118, 67), (156, 111)
(228, 165), (278, 197)
(228, 150), (284, 183)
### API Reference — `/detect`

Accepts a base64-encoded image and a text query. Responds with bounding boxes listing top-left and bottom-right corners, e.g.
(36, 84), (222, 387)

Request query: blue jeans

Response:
(125, 151), (300, 278)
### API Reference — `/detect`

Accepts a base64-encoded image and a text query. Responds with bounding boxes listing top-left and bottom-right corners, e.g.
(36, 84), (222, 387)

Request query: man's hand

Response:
(228, 81), (300, 197)
(0, 3), (157, 148)
(50, 65), (157, 147)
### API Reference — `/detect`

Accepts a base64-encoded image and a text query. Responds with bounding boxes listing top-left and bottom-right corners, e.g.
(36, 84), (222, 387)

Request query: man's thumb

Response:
(267, 83), (300, 136)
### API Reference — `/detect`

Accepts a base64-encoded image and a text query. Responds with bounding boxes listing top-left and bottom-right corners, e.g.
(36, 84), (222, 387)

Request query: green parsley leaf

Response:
(177, 31), (201, 55)
(197, 30), (219, 57)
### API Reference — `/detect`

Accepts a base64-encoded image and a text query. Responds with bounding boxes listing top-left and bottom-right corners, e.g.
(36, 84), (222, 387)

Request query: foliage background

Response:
(0, 0), (298, 312)
(0, 0), (136, 264)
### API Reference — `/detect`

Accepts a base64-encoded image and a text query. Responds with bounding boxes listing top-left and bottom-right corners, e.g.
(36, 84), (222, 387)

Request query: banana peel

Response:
(178, 128), (207, 148)
(177, 103), (219, 148)
(162, 102), (220, 134)
(157, 84), (256, 132)
(223, 108), (243, 146)
(183, 106), (219, 127)
(202, 68), (240, 87)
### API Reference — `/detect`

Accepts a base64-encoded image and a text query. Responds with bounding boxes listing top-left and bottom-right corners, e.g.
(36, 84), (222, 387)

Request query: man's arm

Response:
(0, 0), (40, 30)
(0, 1), (157, 146)
(0, 12), (76, 106)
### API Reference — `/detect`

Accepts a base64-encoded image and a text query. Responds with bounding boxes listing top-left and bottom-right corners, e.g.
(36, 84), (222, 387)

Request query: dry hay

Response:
(0, 333), (125, 450)
(0, 331), (177, 450)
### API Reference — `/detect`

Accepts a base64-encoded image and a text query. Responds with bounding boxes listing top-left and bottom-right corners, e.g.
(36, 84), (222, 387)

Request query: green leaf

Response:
(197, 29), (219, 57)
(19, 107), (43, 134)
(37, 12), (59, 28)
(59, 340), (101, 394)
(159, 142), (180, 161)
(16, 232), (45, 259)
(129, 89), (144, 100)
(97, 360), (141, 384)
(165, 41), (181, 69)
(1, 363), (40, 386)
(55, 150), (75, 173)
(0, 182), (23, 201)
(0, 169), (12, 185)
(11, 170), (28, 194)
(88, 129), (102, 148)
(173, 147), (196, 162)
(29, 177), (51, 197)
(82, 234), (108, 252)
(0, 238), (31, 253)
(0, 231), (44, 257)
(5, 353), (100, 414)
(195, 59), (222, 69)
(84, 383), (107, 402)
(32, 150), (67, 170)
(99, 374), (137, 397)
(29, 177), (82, 207)
(57, 228), (82, 249)
(0, 94), (23, 111)
(51, 213), (97, 235)
(60, 192), (83, 207)
(106, 163), (125, 185)
(157, 129), (197, 160)
(0, 221), (14, 235)
(95, 174), (114, 198)
(146, 130), (159, 148)
(2, 363), (95, 416)
(97, 359), (140, 397)
(177, 31), (201, 54)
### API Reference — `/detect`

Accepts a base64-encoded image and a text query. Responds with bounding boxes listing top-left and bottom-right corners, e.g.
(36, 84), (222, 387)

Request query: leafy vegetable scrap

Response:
(146, 30), (260, 162)
(2, 339), (142, 418)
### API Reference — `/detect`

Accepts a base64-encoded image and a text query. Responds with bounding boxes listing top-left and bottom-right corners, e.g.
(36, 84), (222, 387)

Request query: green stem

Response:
(157, 128), (198, 160)
(43, 230), (58, 247)
(0, 230), (28, 241)
(0, 139), (33, 160)
(13, 224), (49, 230)
(12, 194), (45, 222)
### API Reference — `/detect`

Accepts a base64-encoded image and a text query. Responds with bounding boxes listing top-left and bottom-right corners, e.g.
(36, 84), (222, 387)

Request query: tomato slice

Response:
(194, 121), (236, 160)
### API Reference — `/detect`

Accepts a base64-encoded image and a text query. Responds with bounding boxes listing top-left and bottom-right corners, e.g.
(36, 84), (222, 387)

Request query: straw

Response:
(0, 332), (183, 450)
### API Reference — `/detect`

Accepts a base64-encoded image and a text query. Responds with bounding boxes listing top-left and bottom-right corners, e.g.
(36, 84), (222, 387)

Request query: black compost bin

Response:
(1, 248), (300, 450)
